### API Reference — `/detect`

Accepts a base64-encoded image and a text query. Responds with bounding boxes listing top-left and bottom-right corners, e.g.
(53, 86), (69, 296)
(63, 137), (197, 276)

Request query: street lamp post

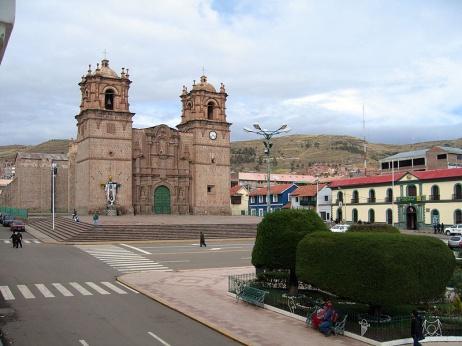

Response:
(315, 179), (319, 216)
(244, 123), (291, 215)
(51, 162), (57, 230)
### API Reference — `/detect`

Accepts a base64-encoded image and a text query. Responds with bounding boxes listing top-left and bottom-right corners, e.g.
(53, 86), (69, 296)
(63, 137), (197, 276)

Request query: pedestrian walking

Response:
(200, 231), (206, 247)
(10, 231), (17, 248)
(441, 222), (445, 234)
(433, 223), (437, 234)
(410, 310), (424, 346)
(93, 211), (99, 225)
(16, 231), (23, 248)
(436, 223), (441, 234)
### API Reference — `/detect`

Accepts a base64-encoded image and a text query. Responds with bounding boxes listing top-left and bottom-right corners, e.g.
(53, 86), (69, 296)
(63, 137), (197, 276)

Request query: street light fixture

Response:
(244, 123), (291, 214)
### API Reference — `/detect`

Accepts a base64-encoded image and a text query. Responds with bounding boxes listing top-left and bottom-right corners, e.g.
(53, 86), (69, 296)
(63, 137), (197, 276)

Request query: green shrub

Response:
(348, 224), (400, 233)
(252, 209), (328, 293)
(296, 232), (455, 307)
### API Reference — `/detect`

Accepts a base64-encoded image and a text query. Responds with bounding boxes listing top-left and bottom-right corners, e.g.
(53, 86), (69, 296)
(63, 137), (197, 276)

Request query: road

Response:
(0, 227), (253, 346)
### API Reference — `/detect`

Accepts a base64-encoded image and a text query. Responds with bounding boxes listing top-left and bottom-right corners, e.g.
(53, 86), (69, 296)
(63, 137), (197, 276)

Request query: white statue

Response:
(104, 177), (119, 206)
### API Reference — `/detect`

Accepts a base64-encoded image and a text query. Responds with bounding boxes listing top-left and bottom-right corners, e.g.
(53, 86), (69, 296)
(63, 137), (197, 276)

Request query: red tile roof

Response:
(230, 185), (242, 196)
(329, 173), (405, 188)
(291, 184), (326, 197)
(249, 183), (295, 196)
(410, 168), (462, 180)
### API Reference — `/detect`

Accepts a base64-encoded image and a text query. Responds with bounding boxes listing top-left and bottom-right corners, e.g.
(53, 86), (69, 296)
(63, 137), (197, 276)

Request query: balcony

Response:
(396, 196), (426, 204)
(384, 197), (393, 203)
(335, 199), (343, 204)
(367, 197), (376, 203)
(429, 194), (440, 201)
(453, 194), (462, 201)
(350, 198), (359, 204)
(300, 199), (316, 206)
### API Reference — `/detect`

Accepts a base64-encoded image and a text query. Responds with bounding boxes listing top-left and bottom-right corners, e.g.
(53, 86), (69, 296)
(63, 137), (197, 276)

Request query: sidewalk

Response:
(119, 267), (366, 346)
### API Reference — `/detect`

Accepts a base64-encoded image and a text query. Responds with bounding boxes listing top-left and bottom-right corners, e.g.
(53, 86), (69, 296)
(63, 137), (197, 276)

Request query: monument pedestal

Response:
(106, 205), (117, 216)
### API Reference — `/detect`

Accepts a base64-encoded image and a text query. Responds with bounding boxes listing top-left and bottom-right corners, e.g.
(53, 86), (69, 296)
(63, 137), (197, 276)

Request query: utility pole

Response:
(51, 162), (57, 230)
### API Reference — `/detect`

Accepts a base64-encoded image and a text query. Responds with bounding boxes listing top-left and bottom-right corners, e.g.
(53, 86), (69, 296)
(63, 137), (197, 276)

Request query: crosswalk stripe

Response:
(116, 282), (139, 293)
(70, 282), (92, 296)
(24, 240), (31, 244)
(120, 267), (170, 272)
(85, 282), (110, 295)
(4, 240), (10, 244)
(111, 263), (164, 268)
(17, 285), (35, 299)
(0, 286), (15, 300)
(35, 284), (55, 298)
(33, 240), (40, 244)
(52, 283), (74, 297)
(100, 281), (127, 294)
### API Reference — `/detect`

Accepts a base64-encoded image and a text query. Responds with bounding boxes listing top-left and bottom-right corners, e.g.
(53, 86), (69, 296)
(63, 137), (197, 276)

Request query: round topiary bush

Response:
(252, 209), (328, 293)
(348, 224), (400, 233)
(296, 232), (455, 307)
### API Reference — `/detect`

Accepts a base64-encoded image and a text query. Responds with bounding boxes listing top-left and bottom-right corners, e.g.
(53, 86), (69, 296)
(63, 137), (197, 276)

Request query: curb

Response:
(116, 276), (250, 346)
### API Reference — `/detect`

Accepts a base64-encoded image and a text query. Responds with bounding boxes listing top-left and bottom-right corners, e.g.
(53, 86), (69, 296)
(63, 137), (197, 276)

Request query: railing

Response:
(335, 199), (343, 204)
(350, 199), (359, 204)
(368, 197), (376, 203)
(299, 199), (316, 206)
(429, 194), (440, 201)
(453, 194), (462, 201)
(396, 196), (426, 203)
(0, 206), (28, 219)
(384, 197), (393, 203)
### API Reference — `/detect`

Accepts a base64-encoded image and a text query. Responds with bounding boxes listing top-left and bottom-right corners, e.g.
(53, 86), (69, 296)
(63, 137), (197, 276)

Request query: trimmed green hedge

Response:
(252, 209), (328, 270)
(296, 232), (455, 307)
(348, 224), (400, 233)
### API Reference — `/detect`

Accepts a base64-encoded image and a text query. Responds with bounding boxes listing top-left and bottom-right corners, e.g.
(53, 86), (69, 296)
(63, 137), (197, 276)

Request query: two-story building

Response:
(289, 184), (332, 221)
(230, 185), (249, 216)
(330, 168), (462, 229)
(249, 183), (298, 216)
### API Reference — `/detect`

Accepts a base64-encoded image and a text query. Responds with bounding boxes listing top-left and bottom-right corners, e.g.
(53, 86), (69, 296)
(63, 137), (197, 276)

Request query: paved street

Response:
(0, 227), (243, 346)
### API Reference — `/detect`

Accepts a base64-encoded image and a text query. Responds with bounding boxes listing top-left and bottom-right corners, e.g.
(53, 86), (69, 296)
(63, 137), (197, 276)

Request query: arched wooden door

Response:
(154, 186), (171, 214)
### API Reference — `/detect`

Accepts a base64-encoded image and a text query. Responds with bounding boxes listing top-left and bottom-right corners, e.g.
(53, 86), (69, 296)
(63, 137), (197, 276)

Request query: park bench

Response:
(332, 314), (348, 335)
(237, 285), (268, 307)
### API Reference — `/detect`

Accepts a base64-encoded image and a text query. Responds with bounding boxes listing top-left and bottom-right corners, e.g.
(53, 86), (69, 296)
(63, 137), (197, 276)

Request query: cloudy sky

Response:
(1, 0), (462, 145)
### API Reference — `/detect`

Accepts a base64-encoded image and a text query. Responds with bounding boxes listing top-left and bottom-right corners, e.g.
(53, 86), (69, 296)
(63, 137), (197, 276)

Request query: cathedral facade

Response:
(2, 59), (232, 216)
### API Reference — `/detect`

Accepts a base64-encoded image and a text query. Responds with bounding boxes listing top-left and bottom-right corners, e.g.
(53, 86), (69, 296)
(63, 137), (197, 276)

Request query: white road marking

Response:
(86, 282), (110, 295)
(120, 243), (151, 255)
(24, 240), (31, 244)
(4, 240), (10, 244)
(17, 285), (35, 299)
(79, 340), (89, 346)
(70, 282), (92, 296)
(158, 260), (190, 263)
(100, 282), (127, 294)
(148, 331), (171, 346)
(52, 283), (74, 297)
(116, 281), (139, 293)
(240, 257), (251, 260)
(210, 248), (222, 251)
(0, 286), (14, 300)
(121, 267), (171, 272)
(33, 240), (41, 243)
(35, 284), (55, 298)
(102, 259), (153, 263)
(111, 263), (164, 268)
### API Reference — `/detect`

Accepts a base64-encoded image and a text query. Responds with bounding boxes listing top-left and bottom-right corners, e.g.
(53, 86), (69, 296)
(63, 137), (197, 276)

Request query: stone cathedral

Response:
(1, 58), (232, 215)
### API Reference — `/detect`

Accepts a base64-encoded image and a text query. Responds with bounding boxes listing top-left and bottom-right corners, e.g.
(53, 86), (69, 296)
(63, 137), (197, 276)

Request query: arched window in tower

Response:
(105, 89), (115, 110)
(207, 102), (214, 120)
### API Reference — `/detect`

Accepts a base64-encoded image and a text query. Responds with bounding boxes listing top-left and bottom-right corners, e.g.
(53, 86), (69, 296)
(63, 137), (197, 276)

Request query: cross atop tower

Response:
(103, 49), (107, 60)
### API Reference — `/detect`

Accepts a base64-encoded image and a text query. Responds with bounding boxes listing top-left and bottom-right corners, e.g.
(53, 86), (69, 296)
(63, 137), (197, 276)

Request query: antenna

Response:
(363, 104), (367, 175)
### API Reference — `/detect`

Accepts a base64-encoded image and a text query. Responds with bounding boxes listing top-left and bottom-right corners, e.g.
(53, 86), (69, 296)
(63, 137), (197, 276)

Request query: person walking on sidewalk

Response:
(16, 231), (23, 248)
(411, 310), (424, 346)
(93, 211), (99, 225)
(441, 222), (445, 234)
(10, 231), (17, 248)
(200, 232), (206, 247)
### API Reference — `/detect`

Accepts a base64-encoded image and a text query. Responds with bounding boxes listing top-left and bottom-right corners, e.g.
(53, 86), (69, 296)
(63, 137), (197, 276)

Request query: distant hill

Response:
(1, 136), (461, 176)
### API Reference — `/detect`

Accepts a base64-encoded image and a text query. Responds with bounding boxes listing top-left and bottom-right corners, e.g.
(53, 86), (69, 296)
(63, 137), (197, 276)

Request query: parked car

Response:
(448, 236), (462, 249)
(2, 215), (15, 227)
(445, 224), (462, 236)
(330, 224), (350, 233)
(10, 220), (25, 232)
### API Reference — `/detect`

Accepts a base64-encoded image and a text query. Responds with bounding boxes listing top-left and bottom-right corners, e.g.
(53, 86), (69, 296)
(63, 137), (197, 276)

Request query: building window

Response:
(272, 194), (278, 202)
(258, 195), (263, 203)
(430, 185), (440, 201)
(295, 197), (299, 202)
(106, 122), (116, 134)
(368, 209), (375, 223)
(386, 188), (393, 203)
(250, 196), (255, 204)
(324, 195), (328, 202)
(352, 209), (358, 223)
(368, 189), (376, 203)
(251, 209), (256, 216)
(258, 209), (264, 217)
(337, 191), (343, 203)
(455, 209), (462, 224)
(320, 211), (327, 221)
(431, 209), (440, 225)
(104, 88), (115, 110)
(454, 184), (462, 200)
(231, 196), (241, 204)
(437, 154), (447, 160)
(351, 190), (359, 204)
(386, 209), (393, 225)
(207, 102), (214, 120)
(207, 185), (215, 194)
(407, 185), (417, 197)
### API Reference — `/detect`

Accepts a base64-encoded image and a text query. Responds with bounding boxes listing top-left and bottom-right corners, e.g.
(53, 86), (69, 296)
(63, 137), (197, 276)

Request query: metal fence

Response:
(0, 206), (28, 219)
(227, 272), (462, 341)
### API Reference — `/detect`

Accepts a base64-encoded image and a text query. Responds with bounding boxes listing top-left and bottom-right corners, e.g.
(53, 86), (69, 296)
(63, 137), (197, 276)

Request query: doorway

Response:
(153, 186), (171, 214)
(406, 206), (417, 230)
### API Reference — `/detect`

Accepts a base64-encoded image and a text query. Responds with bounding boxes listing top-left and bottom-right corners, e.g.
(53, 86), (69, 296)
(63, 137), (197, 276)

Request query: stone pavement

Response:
(119, 266), (366, 346)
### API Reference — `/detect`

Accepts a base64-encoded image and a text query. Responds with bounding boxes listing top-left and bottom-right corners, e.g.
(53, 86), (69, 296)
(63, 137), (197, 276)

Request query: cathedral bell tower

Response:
(74, 59), (134, 214)
(177, 75), (231, 215)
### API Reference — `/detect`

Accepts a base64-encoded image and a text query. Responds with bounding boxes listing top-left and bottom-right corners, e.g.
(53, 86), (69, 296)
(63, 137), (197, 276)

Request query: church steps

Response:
(27, 217), (257, 242)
